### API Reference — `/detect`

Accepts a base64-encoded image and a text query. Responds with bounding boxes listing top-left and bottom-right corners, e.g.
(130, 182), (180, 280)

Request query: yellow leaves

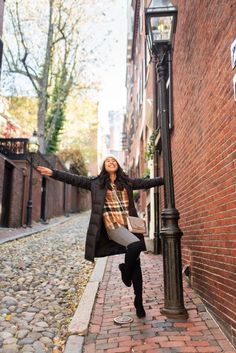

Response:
(53, 337), (64, 346)
(52, 349), (62, 353)
(52, 337), (65, 353)
(5, 314), (11, 321)
(59, 96), (98, 167)
(6, 96), (38, 136)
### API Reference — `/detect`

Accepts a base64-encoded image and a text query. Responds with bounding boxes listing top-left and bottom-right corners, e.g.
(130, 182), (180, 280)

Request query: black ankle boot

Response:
(134, 298), (146, 318)
(119, 263), (132, 287)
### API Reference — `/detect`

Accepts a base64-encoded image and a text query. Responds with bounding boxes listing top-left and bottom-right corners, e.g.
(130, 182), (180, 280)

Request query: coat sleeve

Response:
(52, 169), (92, 190)
(129, 176), (164, 190)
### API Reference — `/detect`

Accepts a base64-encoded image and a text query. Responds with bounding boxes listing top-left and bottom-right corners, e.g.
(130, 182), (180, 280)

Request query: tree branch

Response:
(4, 48), (40, 84)
(20, 52), (41, 93)
(12, 1), (40, 94)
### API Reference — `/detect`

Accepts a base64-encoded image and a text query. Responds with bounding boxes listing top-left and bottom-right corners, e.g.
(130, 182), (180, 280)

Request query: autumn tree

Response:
(57, 148), (88, 176)
(59, 96), (99, 174)
(6, 96), (38, 134)
(3, 0), (99, 152)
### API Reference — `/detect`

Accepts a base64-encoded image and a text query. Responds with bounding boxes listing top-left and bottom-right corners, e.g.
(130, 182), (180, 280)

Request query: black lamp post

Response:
(145, 0), (188, 319)
(26, 131), (39, 227)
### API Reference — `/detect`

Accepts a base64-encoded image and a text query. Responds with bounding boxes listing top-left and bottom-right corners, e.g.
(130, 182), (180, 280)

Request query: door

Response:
(1, 161), (13, 227)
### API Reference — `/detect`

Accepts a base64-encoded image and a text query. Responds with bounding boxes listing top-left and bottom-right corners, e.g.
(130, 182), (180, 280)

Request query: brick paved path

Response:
(83, 253), (236, 353)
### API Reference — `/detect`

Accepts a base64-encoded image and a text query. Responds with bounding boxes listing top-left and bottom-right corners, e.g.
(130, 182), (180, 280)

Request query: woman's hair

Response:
(98, 163), (130, 190)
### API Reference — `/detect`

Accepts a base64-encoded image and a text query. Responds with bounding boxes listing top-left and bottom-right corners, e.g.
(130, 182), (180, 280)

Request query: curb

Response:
(0, 214), (80, 245)
(64, 257), (108, 353)
(64, 336), (84, 353)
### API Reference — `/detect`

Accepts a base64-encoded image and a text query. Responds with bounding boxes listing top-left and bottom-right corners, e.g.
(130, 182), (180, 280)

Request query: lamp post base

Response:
(26, 203), (32, 227)
(160, 307), (188, 320)
(161, 207), (189, 320)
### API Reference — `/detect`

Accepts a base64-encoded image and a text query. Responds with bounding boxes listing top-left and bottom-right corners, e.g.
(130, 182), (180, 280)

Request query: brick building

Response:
(0, 140), (90, 228)
(124, 0), (236, 347)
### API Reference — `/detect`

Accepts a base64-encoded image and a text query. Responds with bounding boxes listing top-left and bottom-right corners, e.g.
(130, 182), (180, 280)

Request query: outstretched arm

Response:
(37, 166), (92, 191)
(37, 166), (53, 177)
(129, 176), (164, 190)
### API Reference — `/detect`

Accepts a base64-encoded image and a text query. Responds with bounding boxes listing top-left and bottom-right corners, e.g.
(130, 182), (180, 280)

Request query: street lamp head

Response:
(145, 0), (178, 53)
(64, 160), (71, 170)
(28, 130), (39, 154)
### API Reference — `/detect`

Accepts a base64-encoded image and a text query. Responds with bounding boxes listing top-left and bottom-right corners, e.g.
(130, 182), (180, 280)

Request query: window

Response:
(156, 52), (173, 130)
(139, 0), (143, 34)
(144, 39), (151, 85)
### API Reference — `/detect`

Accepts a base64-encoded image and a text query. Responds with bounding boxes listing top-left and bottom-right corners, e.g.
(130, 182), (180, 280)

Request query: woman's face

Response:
(104, 157), (118, 173)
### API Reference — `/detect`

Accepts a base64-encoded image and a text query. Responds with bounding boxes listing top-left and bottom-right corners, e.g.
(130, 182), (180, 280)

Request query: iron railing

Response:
(0, 138), (29, 159)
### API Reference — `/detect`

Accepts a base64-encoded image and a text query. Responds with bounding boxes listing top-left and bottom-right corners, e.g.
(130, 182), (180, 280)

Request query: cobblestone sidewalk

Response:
(0, 214), (78, 245)
(83, 253), (236, 353)
(0, 211), (94, 353)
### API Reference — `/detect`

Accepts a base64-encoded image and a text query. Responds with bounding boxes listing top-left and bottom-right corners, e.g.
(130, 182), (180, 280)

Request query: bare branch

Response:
(3, 46), (40, 85)
(7, 6), (41, 90)
(20, 52), (40, 93)
(52, 1), (66, 45)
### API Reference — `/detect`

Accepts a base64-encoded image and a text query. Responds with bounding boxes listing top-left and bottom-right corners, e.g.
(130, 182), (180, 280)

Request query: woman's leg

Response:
(132, 259), (146, 318)
(123, 241), (143, 284)
(107, 226), (140, 247)
(107, 226), (146, 318)
(107, 226), (142, 286)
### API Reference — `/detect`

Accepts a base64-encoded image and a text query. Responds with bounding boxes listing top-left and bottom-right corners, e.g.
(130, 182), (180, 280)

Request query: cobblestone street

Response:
(0, 211), (94, 353)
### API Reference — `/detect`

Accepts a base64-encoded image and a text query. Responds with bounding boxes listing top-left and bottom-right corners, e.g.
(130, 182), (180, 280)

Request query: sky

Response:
(85, 0), (128, 128)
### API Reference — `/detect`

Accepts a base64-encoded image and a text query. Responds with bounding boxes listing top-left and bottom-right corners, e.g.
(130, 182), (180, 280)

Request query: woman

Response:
(37, 155), (164, 318)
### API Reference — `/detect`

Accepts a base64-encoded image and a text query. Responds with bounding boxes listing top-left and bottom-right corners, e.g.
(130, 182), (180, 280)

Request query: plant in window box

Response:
(145, 130), (158, 161)
(133, 191), (140, 202)
(143, 168), (150, 178)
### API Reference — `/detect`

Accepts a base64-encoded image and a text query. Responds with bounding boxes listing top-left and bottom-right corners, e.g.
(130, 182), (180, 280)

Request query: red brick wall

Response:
(9, 161), (41, 226)
(45, 177), (65, 219)
(9, 166), (24, 227)
(0, 159), (26, 228)
(172, 0), (236, 345)
(0, 153), (91, 227)
(69, 185), (79, 212)
(44, 179), (91, 219)
(77, 189), (91, 212)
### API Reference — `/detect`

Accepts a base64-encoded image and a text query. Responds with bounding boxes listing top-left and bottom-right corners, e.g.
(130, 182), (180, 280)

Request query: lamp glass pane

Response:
(28, 135), (39, 153)
(150, 15), (173, 42)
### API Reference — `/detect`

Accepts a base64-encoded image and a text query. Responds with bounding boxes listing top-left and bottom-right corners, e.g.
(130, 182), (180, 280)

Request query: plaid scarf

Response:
(103, 183), (129, 231)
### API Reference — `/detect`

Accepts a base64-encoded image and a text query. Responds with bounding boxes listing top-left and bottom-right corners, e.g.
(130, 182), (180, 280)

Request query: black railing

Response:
(0, 138), (29, 159)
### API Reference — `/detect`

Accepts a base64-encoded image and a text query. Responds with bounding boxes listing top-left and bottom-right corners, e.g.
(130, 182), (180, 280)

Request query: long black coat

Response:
(52, 170), (164, 262)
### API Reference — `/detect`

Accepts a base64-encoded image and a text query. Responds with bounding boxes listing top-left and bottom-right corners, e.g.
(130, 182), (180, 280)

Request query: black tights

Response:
(124, 240), (143, 274)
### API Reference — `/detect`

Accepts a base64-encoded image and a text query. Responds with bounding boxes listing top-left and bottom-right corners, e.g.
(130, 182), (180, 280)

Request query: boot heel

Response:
(136, 306), (146, 318)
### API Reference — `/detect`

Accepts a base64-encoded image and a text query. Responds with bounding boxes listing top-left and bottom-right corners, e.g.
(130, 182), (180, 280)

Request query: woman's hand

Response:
(37, 166), (53, 177)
